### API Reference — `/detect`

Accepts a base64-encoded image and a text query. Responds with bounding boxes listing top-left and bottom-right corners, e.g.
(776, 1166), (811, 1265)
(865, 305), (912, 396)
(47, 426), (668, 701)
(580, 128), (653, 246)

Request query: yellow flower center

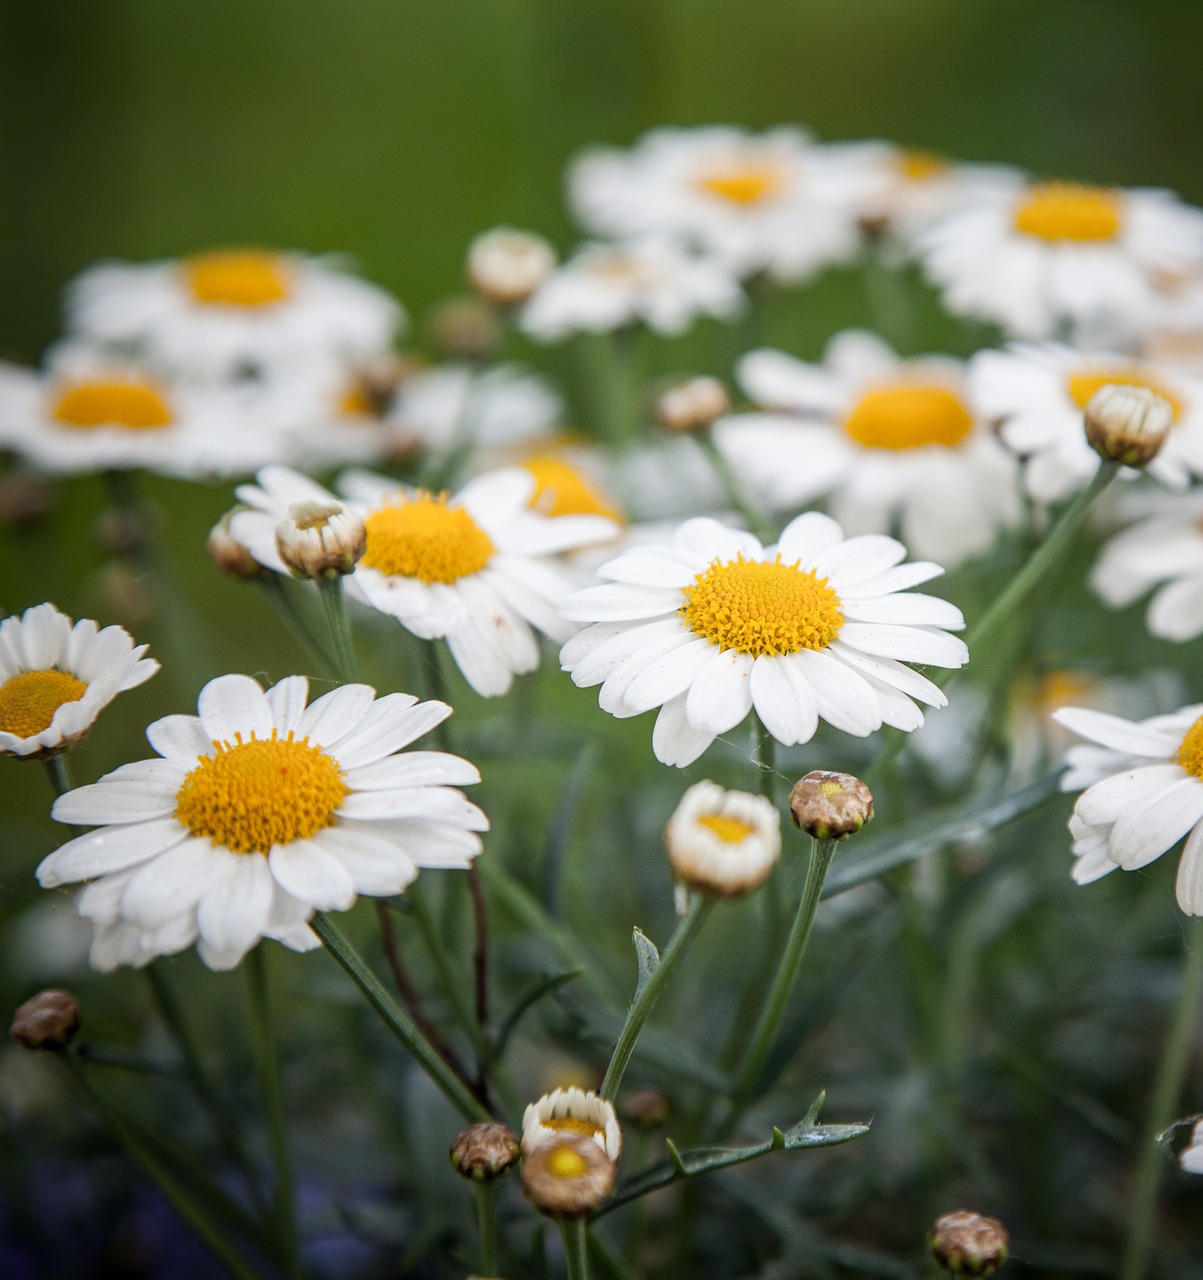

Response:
(51, 380), (174, 431)
(898, 150), (948, 182)
(843, 382), (975, 450)
(545, 1116), (603, 1140)
(1034, 670), (1097, 713)
(1066, 366), (1183, 422)
(522, 457), (625, 523)
(182, 250), (292, 307)
(547, 1145), (590, 1180)
(1177, 715), (1203, 780)
(681, 555), (844, 658)
(0, 670), (88, 738)
(697, 813), (755, 843)
(696, 163), (784, 206)
(360, 493), (494, 583)
(1012, 183), (1122, 243)
(174, 732), (348, 854)
(339, 385), (377, 418)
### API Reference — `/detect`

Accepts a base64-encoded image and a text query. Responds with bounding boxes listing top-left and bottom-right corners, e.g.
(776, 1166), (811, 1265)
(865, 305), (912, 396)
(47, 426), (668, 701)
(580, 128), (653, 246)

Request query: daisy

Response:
(917, 179), (1203, 341)
(559, 513), (968, 768)
(568, 126), (887, 283)
(66, 249), (404, 383)
(229, 465), (619, 697)
(1053, 702), (1203, 912)
(520, 239), (743, 343)
(36, 673), (488, 971)
(663, 780), (780, 898)
(969, 343), (1203, 502)
(0, 603), (158, 759)
(713, 330), (1021, 567)
(522, 1087), (622, 1160)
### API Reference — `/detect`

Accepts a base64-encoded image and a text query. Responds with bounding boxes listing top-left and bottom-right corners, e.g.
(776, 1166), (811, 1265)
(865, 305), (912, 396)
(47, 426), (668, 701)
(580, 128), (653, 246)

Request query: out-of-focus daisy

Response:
(467, 227), (557, 307)
(664, 780), (780, 898)
(917, 179), (1203, 341)
(713, 331), (1020, 567)
(520, 239), (743, 343)
(1053, 702), (1203, 912)
(230, 466), (618, 697)
(970, 343), (1203, 502)
(0, 603), (158, 760)
(560, 513), (967, 768)
(66, 249), (404, 382)
(522, 1087), (622, 1160)
(569, 126), (886, 283)
(36, 673), (487, 971)
(1181, 1120), (1203, 1174)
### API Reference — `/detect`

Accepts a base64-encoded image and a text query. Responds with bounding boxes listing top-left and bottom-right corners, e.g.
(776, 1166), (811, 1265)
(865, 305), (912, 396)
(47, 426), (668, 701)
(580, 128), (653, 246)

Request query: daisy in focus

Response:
(1053, 703), (1203, 913)
(917, 178), (1203, 341)
(36, 673), (487, 971)
(0, 604), (158, 760)
(560, 513), (968, 767)
(713, 330), (1020, 567)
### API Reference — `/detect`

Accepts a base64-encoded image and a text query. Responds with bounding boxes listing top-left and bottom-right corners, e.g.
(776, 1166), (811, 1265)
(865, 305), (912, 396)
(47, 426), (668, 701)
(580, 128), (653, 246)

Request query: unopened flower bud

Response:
(426, 296), (502, 362)
(665, 780), (780, 898)
(11, 989), (81, 1051)
(0, 473), (56, 530)
(467, 227), (557, 307)
(1084, 384), (1172, 467)
(621, 1087), (670, 1128)
(275, 501), (366, 580)
(449, 1122), (520, 1182)
(929, 1211), (1010, 1277)
(655, 377), (730, 434)
(789, 771), (874, 841)
(207, 510), (263, 580)
(521, 1132), (617, 1219)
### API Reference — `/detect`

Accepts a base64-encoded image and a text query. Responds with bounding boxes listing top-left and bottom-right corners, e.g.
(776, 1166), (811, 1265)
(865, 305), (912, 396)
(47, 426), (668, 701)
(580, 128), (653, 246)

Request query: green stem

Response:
(561, 1218), (590, 1280)
(310, 911), (491, 1122)
(247, 948), (302, 1280)
(474, 1180), (498, 1276)
(600, 895), (715, 1102)
(258, 575), (335, 674)
(696, 430), (772, 543)
(317, 576), (359, 683)
(1120, 916), (1203, 1280)
(43, 754), (73, 799)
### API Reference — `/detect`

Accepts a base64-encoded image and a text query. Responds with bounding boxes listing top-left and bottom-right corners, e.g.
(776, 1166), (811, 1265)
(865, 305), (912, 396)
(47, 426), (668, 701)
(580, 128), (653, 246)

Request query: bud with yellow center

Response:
(664, 779), (780, 898)
(276, 501), (367, 580)
(520, 1132), (617, 1219)
(928, 1210), (1010, 1277)
(1083, 383), (1173, 468)
(789, 771), (874, 841)
(11, 989), (81, 1051)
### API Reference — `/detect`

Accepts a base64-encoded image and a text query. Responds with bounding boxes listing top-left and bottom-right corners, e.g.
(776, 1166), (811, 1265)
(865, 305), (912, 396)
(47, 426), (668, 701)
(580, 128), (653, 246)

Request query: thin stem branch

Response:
(468, 864), (490, 1034)
(561, 1218), (590, 1280)
(257, 575), (335, 674)
(317, 576), (359, 683)
(474, 1180), (499, 1277)
(43, 753), (73, 799)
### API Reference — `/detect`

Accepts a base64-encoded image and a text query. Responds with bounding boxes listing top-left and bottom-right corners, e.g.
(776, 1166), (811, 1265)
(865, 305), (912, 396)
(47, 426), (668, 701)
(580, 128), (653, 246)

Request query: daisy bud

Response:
(520, 1132), (617, 1220)
(655, 376), (730, 434)
(449, 1122), (521, 1182)
(664, 780), (781, 898)
(928, 1210), (1010, 1277)
(789, 771), (874, 841)
(207, 510), (263, 580)
(1084, 383), (1173, 467)
(467, 227), (557, 307)
(621, 1087), (670, 1129)
(426, 296), (502, 362)
(11, 989), (81, 1051)
(275, 501), (366, 580)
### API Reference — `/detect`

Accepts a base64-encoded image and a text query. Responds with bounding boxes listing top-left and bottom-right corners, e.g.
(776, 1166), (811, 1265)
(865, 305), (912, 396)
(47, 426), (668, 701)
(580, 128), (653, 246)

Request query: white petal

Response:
(788, 650), (882, 737)
(269, 840), (357, 911)
(265, 676), (310, 734)
(811, 535), (906, 585)
(196, 853), (275, 966)
(311, 826), (418, 895)
(652, 693), (716, 768)
(198, 674), (272, 744)
(146, 714), (211, 766)
(569, 618), (687, 687)
(827, 641), (947, 706)
(298, 683), (378, 748)
(838, 622), (969, 668)
(53, 781), (178, 827)
(841, 593), (965, 629)
(1051, 707), (1180, 757)
(559, 582), (680, 623)
(343, 751), (480, 791)
(1075, 764), (1187, 826)
(1108, 777), (1203, 870)
(120, 838), (221, 928)
(338, 786), (489, 828)
(620, 638), (716, 714)
(750, 656), (818, 746)
(776, 512), (846, 566)
(1176, 821), (1203, 915)
(37, 817), (189, 887)
(685, 649), (754, 736)
(324, 692), (434, 768)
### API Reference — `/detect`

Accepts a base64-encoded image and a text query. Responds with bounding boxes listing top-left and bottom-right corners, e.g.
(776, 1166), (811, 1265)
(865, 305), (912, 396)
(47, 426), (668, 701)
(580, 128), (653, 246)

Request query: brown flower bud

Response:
(655, 377), (731, 434)
(207, 510), (263, 580)
(929, 1210), (1010, 1277)
(11, 989), (81, 1051)
(426, 296), (502, 362)
(1084, 384), (1172, 467)
(0, 473), (57, 530)
(521, 1132), (617, 1219)
(621, 1087), (670, 1128)
(275, 501), (366, 580)
(449, 1122), (520, 1182)
(789, 771), (874, 841)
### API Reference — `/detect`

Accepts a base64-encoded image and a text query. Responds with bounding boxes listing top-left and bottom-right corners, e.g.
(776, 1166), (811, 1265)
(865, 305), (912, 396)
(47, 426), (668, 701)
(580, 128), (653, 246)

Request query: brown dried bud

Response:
(11, 989), (81, 1051)
(1084, 384), (1172, 467)
(275, 501), (366, 580)
(521, 1132), (617, 1219)
(655, 377), (730, 434)
(426, 296), (502, 362)
(789, 771), (874, 841)
(449, 1122), (520, 1182)
(467, 227), (557, 307)
(929, 1211), (1010, 1277)
(207, 510), (263, 580)
(621, 1087), (670, 1128)
(0, 472), (57, 530)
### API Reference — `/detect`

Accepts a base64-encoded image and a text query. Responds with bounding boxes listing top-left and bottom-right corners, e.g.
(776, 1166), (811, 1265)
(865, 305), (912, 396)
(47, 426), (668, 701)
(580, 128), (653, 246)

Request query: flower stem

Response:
(561, 1218), (590, 1280)
(475, 1180), (499, 1276)
(310, 911), (492, 1123)
(257, 575), (335, 675)
(600, 894), (715, 1102)
(696, 429), (772, 543)
(43, 753), (73, 799)
(317, 576), (359, 683)
(1120, 916), (1203, 1280)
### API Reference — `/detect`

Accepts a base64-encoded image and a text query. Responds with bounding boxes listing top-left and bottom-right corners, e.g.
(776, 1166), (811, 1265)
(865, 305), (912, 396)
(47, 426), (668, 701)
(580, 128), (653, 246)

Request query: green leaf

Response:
(540, 742), (598, 911)
(631, 927), (660, 1005)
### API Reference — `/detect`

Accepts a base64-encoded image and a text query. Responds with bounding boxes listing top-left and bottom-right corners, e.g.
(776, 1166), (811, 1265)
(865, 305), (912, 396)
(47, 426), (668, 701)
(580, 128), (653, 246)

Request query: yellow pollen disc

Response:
(174, 733), (348, 855)
(51, 380), (174, 431)
(1035, 670), (1096, 713)
(183, 250), (292, 307)
(339, 385), (376, 418)
(681, 555), (844, 658)
(697, 813), (755, 844)
(1177, 715), (1203, 780)
(843, 382), (974, 451)
(0, 670), (88, 738)
(696, 165), (784, 206)
(360, 494), (495, 584)
(1012, 182), (1122, 243)
(899, 150), (948, 182)
(547, 1146), (590, 1180)
(545, 1116), (602, 1140)
(522, 457), (625, 523)
(1066, 367), (1184, 423)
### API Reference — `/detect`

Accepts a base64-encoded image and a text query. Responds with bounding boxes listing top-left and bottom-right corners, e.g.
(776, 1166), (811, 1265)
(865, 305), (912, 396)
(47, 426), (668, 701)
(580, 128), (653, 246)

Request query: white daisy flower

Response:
(713, 331), (1021, 567)
(1053, 702), (1203, 912)
(569, 126), (887, 283)
(969, 343), (1203, 503)
(917, 179), (1203, 341)
(1181, 1119), (1203, 1174)
(36, 673), (488, 971)
(520, 239), (743, 343)
(522, 1087), (622, 1160)
(229, 465), (619, 697)
(0, 603), (158, 759)
(559, 513), (968, 768)
(664, 780), (780, 898)
(66, 249), (404, 383)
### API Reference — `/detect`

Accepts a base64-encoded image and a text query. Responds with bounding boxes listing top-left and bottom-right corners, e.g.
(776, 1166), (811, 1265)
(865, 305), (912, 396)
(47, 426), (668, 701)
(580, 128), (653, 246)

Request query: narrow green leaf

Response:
(665, 1137), (687, 1174)
(631, 928), (660, 1005)
(541, 743), (598, 911)
(770, 1127), (785, 1150)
